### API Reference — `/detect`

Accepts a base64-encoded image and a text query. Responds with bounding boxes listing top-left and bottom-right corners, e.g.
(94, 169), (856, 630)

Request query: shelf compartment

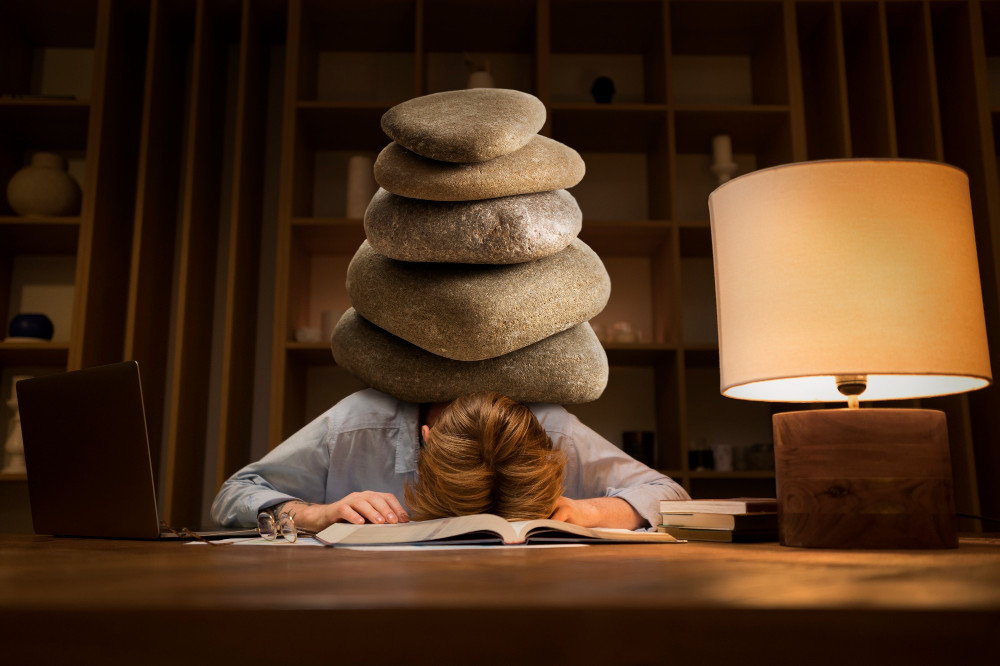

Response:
(551, 105), (670, 220)
(796, 1), (850, 159)
(423, 0), (536, 95)
(567, 357), (681, 470)
(584, 219), (676, 346)
(296, 0), (417, 102)
(669, 1), (790, 106)
(550, 0), (667, 104)
(672, 106), (791, 156)
(683, 362), (774, 454)
(0, 0), (98, 99)
(0, 99), (90, 217)
(293, 105), (386, 218)
(840, 1), (895, 157)
(673, 106), (791, 221)
(285, 220), (361, 344)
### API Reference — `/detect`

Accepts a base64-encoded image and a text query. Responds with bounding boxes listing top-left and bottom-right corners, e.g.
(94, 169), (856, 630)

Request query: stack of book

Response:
(658, 498), (779, 542)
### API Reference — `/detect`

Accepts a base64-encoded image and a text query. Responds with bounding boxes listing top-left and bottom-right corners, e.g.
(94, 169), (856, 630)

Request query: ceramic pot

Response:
(6, 152), (82, 216)
(590, 76), (616, 104)
(8, 313), (55, 341)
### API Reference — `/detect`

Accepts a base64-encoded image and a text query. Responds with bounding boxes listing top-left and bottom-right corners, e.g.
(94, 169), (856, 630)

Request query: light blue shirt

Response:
(211, 389), (689, 529)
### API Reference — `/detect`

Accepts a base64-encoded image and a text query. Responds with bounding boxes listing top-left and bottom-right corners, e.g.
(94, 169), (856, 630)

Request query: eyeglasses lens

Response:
(256, 513), (277, 540)
(279, 514), (297, 543)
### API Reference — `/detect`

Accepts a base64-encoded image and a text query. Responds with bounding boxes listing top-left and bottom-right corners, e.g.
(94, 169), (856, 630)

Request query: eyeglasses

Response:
(256, 511), (299, 543)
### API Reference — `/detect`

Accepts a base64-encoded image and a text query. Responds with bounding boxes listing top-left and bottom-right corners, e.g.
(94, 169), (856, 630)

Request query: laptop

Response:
(16, 361), (256, 540)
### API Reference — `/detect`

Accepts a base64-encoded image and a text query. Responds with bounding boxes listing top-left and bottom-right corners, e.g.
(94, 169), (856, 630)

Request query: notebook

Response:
(16, 361), (256, 540)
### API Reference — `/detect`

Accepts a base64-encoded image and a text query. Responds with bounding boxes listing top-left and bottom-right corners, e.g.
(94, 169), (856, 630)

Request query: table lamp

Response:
(708, 159), (992, 549)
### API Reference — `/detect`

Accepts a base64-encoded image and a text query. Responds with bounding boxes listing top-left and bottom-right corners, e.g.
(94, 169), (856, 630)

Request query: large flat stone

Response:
(381, 88), (546, 163)
(347, 238), (610, 361)
(332, 309), (608, 404)
(364, 188), (582, 264)
(374, 135), (585, 201)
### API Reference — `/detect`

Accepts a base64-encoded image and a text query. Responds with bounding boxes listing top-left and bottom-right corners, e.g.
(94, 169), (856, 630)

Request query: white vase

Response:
(345, 155), (376, 219)
(466, 70), (495, 89)
(6, 152), (82, 216)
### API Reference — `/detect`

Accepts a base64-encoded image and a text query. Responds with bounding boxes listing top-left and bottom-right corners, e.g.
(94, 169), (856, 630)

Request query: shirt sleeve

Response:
(540, 407), (690, 530)
(210, 411), (333, 527)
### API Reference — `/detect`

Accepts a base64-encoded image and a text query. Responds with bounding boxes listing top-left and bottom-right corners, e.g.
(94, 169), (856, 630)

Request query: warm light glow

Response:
(724, 374), (991, 403)
(709, 159), (992, 403)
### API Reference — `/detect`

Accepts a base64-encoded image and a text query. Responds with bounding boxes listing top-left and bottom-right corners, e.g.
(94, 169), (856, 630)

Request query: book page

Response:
(316, 514), (518, 545)
(511, 519), (680, 543)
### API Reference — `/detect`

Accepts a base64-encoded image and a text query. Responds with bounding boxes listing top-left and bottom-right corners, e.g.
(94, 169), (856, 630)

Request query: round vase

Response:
(8, 313), (55, 341)
(6, 152), (82, 217)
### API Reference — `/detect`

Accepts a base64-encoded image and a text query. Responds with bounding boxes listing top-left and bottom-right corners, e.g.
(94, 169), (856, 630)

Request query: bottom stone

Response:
(332, 308), (607, 404)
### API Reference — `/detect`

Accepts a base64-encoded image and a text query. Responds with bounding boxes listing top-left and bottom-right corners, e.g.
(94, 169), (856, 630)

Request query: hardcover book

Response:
(315, 514), (682, 546)
(658, 512), (778, 530)
(660, 498), (778, 515)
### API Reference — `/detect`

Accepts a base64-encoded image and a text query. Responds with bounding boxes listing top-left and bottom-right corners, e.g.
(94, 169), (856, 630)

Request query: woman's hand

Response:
(549, 496), (644, 530)
(281, 492), (409, 531)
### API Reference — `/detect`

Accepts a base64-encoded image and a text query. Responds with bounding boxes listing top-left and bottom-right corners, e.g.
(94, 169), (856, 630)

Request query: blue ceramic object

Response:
(8, 313), (54, 340)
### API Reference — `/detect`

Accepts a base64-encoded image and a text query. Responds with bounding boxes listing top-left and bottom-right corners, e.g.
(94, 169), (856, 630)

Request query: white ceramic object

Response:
(346, 155), (376, 219)
(466, 69), (495, 89)
(710, 134), (737, 184)
(2, 376), (30, 474)
(6, 152), (82, 216)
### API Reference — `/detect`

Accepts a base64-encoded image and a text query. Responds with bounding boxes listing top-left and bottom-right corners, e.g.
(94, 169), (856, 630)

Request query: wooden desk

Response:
(1, 534), (998, 665)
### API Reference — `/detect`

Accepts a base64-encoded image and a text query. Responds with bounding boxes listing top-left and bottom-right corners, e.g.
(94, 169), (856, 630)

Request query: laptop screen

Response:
(17, 361), (162, 538)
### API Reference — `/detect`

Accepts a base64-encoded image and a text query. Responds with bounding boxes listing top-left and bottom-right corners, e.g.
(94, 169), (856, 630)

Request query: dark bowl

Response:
(8, 313), (55, 340)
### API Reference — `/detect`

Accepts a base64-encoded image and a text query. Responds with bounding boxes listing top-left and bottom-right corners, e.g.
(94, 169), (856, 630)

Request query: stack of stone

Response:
(331, 88), (610, 404)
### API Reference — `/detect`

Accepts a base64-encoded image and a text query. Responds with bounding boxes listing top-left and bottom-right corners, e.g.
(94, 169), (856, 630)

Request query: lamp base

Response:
(773, 408), (957, 549)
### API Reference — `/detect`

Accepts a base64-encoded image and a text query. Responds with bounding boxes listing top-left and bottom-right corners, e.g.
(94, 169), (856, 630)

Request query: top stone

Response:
(381, 89), (546, 163)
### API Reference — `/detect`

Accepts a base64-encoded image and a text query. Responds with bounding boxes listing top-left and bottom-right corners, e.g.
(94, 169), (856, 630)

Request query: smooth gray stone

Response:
(380, 88), (546, 163)
(332, 309), (608, 404)
(364, 188), (582, 264)
(347, 238), (610, 361)
(373, 135), (585, 201)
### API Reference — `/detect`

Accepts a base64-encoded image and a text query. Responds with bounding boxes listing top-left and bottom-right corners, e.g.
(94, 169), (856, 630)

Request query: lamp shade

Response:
(708, 159), (992, 403)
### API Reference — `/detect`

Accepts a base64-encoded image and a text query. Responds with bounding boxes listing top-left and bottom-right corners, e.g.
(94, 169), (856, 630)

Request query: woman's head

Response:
(405, 392), (565, 521)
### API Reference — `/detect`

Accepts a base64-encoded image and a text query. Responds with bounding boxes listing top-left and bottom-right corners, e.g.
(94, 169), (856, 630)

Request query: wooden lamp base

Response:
(772, 409), (958, 549)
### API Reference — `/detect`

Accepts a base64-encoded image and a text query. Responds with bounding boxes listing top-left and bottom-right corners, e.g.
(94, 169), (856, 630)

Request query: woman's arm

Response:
(535, 405), (690, 529)
(274, 493), (409, 531)
(210, 413), (334, 527)
(549, 496), (643, 529)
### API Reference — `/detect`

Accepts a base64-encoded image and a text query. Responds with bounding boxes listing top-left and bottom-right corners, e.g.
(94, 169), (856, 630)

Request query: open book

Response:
(315, 514), (682, 546)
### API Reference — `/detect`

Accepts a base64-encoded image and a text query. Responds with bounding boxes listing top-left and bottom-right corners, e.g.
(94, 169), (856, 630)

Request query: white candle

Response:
(712, 134), (733, 165)
(346, 155), (377, 219)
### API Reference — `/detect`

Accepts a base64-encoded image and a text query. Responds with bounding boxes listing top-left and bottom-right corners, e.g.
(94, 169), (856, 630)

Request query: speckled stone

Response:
(347, 238), (610, 361)
(373, 135), (585, 202)
(332, 309), (608, 404)
(364, 188), (582, 264)
(381, 89), (546, 163)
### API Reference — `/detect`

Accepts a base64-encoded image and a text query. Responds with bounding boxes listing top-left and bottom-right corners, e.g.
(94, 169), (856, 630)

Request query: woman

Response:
(211, 389), (688, 532)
